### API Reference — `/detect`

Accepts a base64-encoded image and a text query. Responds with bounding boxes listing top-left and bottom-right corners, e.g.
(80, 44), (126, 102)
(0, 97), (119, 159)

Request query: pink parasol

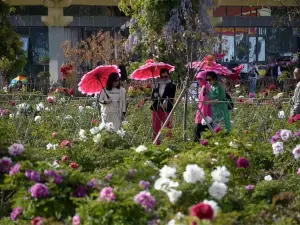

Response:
(130, 59), (175, 81)
(78, 65), (120, 95)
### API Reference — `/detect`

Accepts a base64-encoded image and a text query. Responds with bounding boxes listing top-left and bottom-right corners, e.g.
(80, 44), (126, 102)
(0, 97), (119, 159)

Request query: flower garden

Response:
(0, 85), (299, 225)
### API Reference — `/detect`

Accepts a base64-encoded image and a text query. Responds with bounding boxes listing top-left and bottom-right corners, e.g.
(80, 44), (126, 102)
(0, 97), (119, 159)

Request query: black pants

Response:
(194, 123), (210, 142)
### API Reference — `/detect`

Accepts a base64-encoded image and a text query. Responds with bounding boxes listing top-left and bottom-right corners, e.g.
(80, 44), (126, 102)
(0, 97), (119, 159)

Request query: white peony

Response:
(272, 142), (284, 155)
(135, 145), (148, 153)
(208, 181), (228, 200)
(167, 189), (182, 204)
(34, 116), (42, 122)
(264, 175), (273, 181)
(159, 165), (176, 178)
(211, 166), (230, 183)
(183, 164), (205, 183)
(90, 127), (100, 135)
(280, 129), (293, 142)
(78, 106), (84, 112)
(278, 110), (285, 119)
(93, 134), (101, 143)
(154, 177), (179, 192)
(292, 145), (300, 160)
(36, 103), (44, 111)
(79, 129), (87, 141)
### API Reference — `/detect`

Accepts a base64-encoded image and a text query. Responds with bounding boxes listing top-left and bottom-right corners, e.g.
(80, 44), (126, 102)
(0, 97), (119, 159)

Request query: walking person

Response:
(151, 68), (176, 145)
(290, 66), (300, 117)
(99, 72), (127, 131)
(194, 71), (212, 142)
(206, 71), (231, 133)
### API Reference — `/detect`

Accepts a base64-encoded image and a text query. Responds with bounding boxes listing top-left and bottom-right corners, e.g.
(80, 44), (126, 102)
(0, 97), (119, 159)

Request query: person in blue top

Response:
(206, 71), (231, 133)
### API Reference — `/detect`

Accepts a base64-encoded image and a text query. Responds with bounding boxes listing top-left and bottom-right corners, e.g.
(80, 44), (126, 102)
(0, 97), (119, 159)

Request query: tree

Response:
(118, 0), (218, 80)
(0, 0), (26, 84)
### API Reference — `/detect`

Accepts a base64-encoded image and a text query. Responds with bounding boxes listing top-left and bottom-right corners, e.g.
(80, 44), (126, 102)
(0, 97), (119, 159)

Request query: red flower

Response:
(146, 84), (151, 88)
(295, 114), (300, 121)
(62, 155), (68, 162)
(9, 101), (16, 106)
(236, 157), (250, 168)
(190, 202), (214, 221)
(31, 217), (43, 225)
(289, 117), (295, 124)
(244, 130), (249, 134)
(269, 84), (276, 91)
(68, 88), (74, 96)
(92, 119), (99, 124)
(60, 140), (72, 148)
(70, 162), (79, 169)
(47, 98), (54, 103)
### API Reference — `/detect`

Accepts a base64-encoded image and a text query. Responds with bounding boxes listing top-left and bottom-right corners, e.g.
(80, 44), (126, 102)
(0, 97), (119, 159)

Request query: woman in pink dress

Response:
(194, 71), (212, 142)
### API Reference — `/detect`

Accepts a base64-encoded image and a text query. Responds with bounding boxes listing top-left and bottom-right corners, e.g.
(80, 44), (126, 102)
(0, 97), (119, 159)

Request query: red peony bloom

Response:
(60, 140), (72, 148)
(68, 88), (74, 96)
(47, 98), (53, 103)
(236, 157), (250, 168)
(269, 84), (276, 91)
(69, 162), (79, 169)
(190, 202), (214, 221)
(62, 155), (68, 162)
(31, 216), (43, 225)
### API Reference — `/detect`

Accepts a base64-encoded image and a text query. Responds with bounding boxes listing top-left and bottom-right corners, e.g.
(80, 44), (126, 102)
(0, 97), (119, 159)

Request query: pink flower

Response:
(9, 163), (21, 176)
(245, 184), (255, 191)
(10, 207), (23, 220)
(139, 180), (150, 190)
(72, 215), (81, 225)
(31, 217), (43, 225)
(201, 139), (208, 146)
(52, 132), (57, 138)
(236, 157), (250, 168)
(61, 155), (68, 162)
(69, 162), (79, 169)
(134, 191), (156, 211)
(297, 168), (300, 175)
(0, 157), (12, 173)
(214, 125), (222, 133)
(60, 140), (72, 147)
(105, 173), (113, 181)
(29, 183), (49, 198)
(8, 143), (25, 156)
(99, 187), (115, 202)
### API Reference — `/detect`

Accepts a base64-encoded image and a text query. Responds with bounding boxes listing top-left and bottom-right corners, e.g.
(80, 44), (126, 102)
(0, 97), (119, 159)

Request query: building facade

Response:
(8, 0), (300, 81)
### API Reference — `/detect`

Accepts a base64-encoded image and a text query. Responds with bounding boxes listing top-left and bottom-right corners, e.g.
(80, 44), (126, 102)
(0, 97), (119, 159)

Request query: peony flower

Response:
(292, 145), (300, 160)
(93, 133), (101, 143)
(99, 187), (115, 202)
(44, 170), (63, 184)
(73, 186), (88, 198)
(134, 191), (156, 211)
(135, 145), (148, 153)
(52, 132), (57, 138)
(46, 143), (58, 150)
(201, 139), (208, 146)
(62, 155), (68, 161)
(214, 125), (222, 133)
(245, 184), (255, 191)
(29, 183), (49, 198)
(78, 106), (84, 112)
(0, 157), (12, 173)
(236, 157), (250, 168)
(139, 180), (151, 190)
(72, 215), (80, 225)
(166, 189), (182, 204)
(105, 173), (113, 181)
(25, 170), (41, 182)
(183, 164), (205, 183)
(31, 217), (43, 225)
(264, 175), (273, 181)
(154, 177), (179, 192)
(9, 163), (21, 176)
(271, 135), (281, 143)
(211, 166), (230, 183)
(294, 131), (300, 137)
(278, 110), (285, 119)
(47, 96), (55, 103)
(297, 168), (300, 175)
(69, 162), (79, 169)
(60, 140), (72, 147)
(190, 200), (219, 221)
(10, 207), (23, 221)
(79, 129), (87, 141)
(8, 143), (25, 156)
(208, 181), (228, 200)
(159, 165), (176, 178)
(36, 103), (44, 111)
(272, 142), (284, 155)
(280, 129), (293, 142)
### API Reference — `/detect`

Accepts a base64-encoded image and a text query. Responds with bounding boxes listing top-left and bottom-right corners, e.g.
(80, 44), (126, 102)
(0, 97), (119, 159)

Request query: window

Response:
(11, 6), (47, 16)
(221, 28), (235, 62)
(30, 27), (49, 64)
(213, 6), (226, 17)
(227, 6), (241, 16)
(235, 28), (248, 62)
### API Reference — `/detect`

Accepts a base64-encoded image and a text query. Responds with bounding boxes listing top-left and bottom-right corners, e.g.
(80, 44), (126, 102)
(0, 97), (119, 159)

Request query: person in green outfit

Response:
(205, 71), (231, 133)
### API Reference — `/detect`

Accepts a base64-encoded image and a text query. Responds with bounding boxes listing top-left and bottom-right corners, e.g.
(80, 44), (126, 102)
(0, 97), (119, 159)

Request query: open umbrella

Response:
(9, 76), (28, 87)
(78, 65), (120, 96)
(130, 59), (175, 81)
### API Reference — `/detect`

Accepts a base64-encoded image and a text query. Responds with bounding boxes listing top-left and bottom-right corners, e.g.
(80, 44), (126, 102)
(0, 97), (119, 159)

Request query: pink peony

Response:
(245, 184), (255, 191)
(29, 183), (49, 198)
(214, 125), (222, 133)
(10, 207), (23, 221)
(297, 168), (300, 175)
(9, 163), (21, 176)
(134, 191), (156, 211)
(99, 187), (115, 202)
(236, 157), (250, 168)
(0, 157), (12, 173)
(52, 132), (57, 138)
(31, 217), (43, 225)
(72, 215), (81, 225)
(139, 180), (151, 190)
(8, 143), (25, 156)
(201, 139), (208, 146)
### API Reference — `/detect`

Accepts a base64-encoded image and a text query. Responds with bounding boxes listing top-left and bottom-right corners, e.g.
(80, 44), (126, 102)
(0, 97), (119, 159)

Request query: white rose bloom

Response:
(264, 175), (273, 181)
(159, 165), (177, 178)
(154, 177), (179, 192)
(183, 164), (205, 183)
(272, 142), (284, 155)
(280, 129), (293, 142)
(36, 103), (44, 111)
(292, 145), (300, 160)
(135, 145), (148, 153)
(211, 166), (230, 183)
(34, 116), (41, 122)
(203, 200), (219, 218)
(93, 134), (101, 143)
(208, 181), (228, 200)
(90, 127), (100, 135)
(167, 189), (182, 204)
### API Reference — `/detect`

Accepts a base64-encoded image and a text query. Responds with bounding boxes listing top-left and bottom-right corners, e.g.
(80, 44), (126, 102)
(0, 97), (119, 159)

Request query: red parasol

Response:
(78, 65), (120, 95)
(130, 59), (175, 81)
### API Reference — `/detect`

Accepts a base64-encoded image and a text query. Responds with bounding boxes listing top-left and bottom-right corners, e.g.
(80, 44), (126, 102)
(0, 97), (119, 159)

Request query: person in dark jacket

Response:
(151, 68), (176, 144)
